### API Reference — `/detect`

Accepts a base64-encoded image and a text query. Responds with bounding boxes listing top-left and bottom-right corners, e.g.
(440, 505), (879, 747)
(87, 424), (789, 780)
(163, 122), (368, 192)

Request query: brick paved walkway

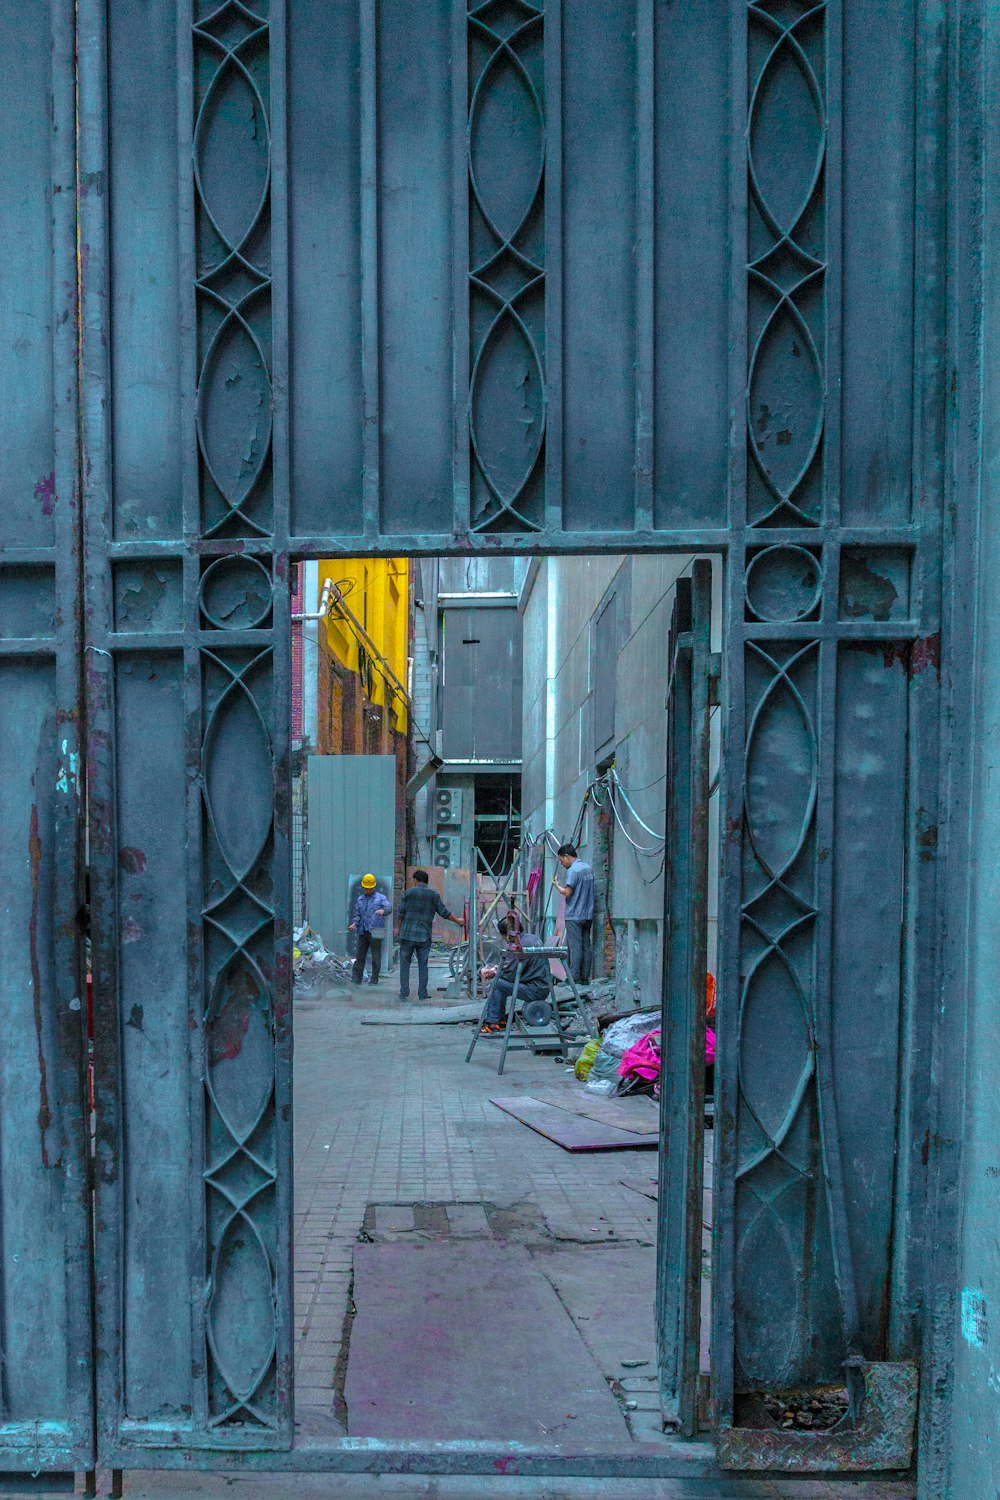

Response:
(293, 965), (663, 1430)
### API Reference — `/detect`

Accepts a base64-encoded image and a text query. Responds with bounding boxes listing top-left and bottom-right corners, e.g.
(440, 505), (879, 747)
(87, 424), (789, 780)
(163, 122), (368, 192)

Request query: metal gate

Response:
(0, 0), (962, 1479)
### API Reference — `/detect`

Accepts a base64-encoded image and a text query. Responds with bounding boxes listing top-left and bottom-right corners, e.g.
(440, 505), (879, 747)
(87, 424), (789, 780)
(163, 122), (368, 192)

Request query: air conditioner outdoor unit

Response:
(432, 834), (461, 868)
(435, 787), (464, 826)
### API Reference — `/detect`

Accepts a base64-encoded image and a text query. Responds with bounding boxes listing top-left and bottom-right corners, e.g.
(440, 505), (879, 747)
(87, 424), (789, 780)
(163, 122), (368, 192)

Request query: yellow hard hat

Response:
(361, 873), (377, 890)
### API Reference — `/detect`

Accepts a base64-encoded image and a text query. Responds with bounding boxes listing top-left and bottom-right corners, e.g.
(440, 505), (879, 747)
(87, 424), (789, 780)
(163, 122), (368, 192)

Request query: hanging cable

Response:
(605, 783), (666, 855)
(609, 768), (666, 842)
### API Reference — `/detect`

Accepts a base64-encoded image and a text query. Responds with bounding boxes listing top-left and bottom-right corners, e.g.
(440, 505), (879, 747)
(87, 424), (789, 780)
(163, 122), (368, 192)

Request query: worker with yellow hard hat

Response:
(349, 873), (392, 986)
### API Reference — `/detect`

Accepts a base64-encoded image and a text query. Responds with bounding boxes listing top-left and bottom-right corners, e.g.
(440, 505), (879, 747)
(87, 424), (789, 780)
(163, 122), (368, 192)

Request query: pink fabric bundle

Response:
(618, 1025), (717, 1085)
(618, 1028), (661, 1083)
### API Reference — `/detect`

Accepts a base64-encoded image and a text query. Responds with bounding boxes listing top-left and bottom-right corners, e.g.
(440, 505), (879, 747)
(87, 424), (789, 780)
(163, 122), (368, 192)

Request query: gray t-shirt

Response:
(563, 859), (595, 921)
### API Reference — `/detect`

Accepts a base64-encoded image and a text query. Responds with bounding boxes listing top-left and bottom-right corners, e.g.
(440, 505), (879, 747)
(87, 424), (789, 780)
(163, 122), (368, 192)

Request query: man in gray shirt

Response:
(553, 842), (596, 983)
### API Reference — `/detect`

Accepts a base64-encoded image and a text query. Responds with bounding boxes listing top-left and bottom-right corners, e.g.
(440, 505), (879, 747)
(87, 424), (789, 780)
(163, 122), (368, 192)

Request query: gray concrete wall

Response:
(520, 555), (704, 1004)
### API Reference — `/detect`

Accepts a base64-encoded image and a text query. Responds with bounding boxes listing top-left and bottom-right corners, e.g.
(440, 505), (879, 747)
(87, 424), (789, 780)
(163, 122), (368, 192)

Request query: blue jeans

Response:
(399, 939), (431, 999)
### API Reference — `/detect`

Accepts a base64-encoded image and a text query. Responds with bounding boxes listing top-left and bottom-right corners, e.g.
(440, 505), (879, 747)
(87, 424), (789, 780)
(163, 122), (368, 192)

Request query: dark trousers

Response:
(398, 939), (431, 999)
(484, 975), (547, 1025)
(565, 918), (593, 984)
(352, 930), (383, 984)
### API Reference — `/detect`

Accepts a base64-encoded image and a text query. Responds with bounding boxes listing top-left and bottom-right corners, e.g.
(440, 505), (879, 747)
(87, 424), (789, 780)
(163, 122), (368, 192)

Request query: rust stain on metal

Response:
(911, 631), (941, 675)
(917, 824), (938, 862)
(872, 633), (941, 677)
(718, 1362), (919, 1473)
(118, 846), (147, 874)
(34, 471), (56, 516)
(209, 992), (252, 1064)
(28, 805), (53, 1166)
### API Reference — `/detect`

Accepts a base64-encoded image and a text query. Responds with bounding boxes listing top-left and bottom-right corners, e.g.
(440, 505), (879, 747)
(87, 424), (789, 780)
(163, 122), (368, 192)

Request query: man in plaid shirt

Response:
(395, 869), (463, 1001)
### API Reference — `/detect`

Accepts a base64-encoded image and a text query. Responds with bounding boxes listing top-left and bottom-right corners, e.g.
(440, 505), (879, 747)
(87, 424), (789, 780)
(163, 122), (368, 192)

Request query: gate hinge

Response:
(708, 652), (722, 707)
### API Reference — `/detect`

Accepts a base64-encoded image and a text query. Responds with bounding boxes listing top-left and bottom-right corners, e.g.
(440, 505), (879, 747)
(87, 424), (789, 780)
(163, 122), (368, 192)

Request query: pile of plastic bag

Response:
(584, 1010), (660, 1097)
(579, 976), (718, 1096)
(293, 925), (353, 994)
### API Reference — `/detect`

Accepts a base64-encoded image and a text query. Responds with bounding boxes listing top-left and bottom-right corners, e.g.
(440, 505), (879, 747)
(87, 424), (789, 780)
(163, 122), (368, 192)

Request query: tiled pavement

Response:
(292, 966), (661, 1423)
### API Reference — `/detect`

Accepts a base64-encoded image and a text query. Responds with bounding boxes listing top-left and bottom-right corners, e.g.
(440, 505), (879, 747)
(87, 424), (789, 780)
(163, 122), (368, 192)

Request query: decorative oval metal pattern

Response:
(749, 28), (824, 239)
(470, 304), (546, 507)
(194, 50), (270, 253)
(207, 961), (274, 1142)
(203, 677), (272, 879)
(198, 311), (273, 513)
(748, 303), (823, 505)
(735, 1187), (806, 1385)
(468, 0), (546, 532)
(746, 1), (827, 530)
(738, 948), (812, 1146)
(469, 45), (544, 246)
(207, 1212), (276, 1410)
(744, 666), (816, 878)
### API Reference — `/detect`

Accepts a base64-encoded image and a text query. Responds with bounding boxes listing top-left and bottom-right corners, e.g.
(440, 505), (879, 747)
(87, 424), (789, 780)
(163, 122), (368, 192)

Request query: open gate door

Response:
(656, 561), (714, 1436)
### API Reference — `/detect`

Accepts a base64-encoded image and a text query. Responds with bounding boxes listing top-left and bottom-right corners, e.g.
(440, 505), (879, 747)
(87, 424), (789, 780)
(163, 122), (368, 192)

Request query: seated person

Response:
(479, 916), (551, 1035)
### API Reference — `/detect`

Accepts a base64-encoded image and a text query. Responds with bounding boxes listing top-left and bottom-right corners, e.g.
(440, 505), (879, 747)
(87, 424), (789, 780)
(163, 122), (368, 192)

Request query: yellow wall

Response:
(318, 558), (409, 732)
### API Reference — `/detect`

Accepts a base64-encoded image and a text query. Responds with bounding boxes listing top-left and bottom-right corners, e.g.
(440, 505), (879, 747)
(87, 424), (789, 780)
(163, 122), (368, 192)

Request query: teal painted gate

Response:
(0, 0), (981, 1484)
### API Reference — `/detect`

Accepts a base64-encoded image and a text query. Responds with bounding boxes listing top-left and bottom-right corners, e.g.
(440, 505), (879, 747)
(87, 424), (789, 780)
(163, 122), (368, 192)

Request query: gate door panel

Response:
(657, 563), (714, 1435)
(79, 0), (293, 1455)
(0, 0), (94, 1470)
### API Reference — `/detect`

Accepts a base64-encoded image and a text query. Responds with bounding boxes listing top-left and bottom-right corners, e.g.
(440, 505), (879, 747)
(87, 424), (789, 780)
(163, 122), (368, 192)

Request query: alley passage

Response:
(292, 963), (666, 1445)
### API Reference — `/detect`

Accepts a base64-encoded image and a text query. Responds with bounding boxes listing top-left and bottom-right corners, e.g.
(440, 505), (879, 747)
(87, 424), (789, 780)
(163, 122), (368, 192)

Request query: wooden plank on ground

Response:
(489, 1095), (657, 1152)
(525, 1085), (660, 1135)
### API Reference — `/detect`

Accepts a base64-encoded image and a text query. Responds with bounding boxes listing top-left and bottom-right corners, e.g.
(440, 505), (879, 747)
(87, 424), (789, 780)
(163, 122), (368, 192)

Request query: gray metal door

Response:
(657, 562), (714, 1437)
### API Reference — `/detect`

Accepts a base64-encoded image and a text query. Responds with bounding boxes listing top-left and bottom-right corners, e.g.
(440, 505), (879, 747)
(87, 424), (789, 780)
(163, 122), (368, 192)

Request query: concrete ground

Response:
(292, 958), (665, 1437)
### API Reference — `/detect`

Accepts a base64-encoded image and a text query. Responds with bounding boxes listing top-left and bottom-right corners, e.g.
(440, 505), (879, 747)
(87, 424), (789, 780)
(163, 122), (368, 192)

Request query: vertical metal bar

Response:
(909, 1), (952, 1486)
(899, 0), (950, 1357)
(712, 0), (750, 1434)
(359, 0), (381, 539)
(824, 0), (843, 534)
(51, 0), (94, 1463)
(656, 578), (692, 1429)
(656, 564), (712, 1436)
(174, 0), (208, 1435)
(542, 0), (563, 535)
(78, 0), (123, 1461)
(452, 0), (471, 538)
(810, 0), (861, 1363)
(269, 0), (295, 1437)
(678, 560), (713, 1433)
(469, 853), (478, 1010)
(633, 0), (655, 534)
